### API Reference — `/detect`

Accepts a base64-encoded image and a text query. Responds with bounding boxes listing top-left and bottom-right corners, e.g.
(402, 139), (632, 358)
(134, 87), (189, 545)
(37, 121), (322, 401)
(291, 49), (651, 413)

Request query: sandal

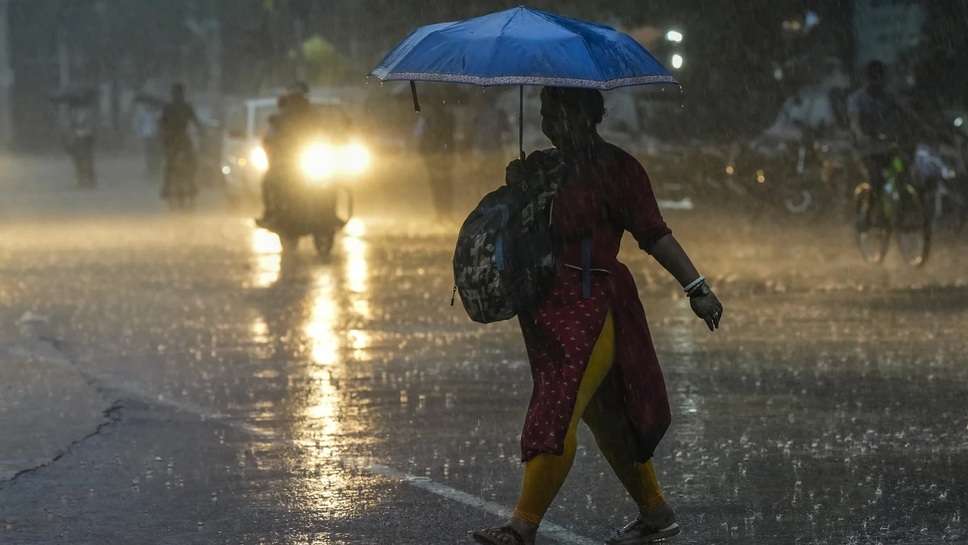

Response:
(470, 525), (526, 545)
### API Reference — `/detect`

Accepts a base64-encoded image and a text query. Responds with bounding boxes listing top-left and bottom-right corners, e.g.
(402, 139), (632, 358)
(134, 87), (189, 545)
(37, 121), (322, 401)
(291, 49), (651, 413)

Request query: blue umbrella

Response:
(371, 5), (679, 158)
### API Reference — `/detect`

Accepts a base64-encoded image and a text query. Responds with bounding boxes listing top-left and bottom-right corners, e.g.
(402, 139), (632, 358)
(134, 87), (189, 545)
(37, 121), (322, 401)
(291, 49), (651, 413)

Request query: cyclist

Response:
(847, 60), (910, 196)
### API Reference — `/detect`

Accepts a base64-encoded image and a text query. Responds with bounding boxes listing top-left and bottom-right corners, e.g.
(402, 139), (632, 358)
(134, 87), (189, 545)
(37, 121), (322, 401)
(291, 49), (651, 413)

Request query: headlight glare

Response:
(344, 143), (371, 175)
(297, 141), (372, 182)
(300, 142), (335, 182)
(250, 146), (269, 172)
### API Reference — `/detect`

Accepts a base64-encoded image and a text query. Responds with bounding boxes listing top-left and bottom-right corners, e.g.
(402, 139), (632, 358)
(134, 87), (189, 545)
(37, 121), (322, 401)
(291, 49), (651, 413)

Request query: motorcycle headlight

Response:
(250, 146), (269, 172)
(299, 142), (335, 182)
(343, 142), (372, 175)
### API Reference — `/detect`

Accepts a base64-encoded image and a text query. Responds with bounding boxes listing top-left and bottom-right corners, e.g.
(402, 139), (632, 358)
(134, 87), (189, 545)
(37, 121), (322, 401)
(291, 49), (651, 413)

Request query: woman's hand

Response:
(689, 286), (723, 331)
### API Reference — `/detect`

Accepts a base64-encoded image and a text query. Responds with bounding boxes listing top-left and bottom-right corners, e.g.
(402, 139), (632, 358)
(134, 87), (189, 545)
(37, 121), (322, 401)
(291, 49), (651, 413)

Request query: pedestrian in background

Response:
(415, 98), (457, 219)
(133, 100), (162, 180)
(470, 96), (512, 198)
(158, 83), (201, 208)
(57, 93), (97, 189)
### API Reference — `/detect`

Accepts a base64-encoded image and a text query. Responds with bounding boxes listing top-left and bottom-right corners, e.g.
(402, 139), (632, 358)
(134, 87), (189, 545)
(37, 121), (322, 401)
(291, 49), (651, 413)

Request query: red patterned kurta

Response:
(519, 141), (672, 463)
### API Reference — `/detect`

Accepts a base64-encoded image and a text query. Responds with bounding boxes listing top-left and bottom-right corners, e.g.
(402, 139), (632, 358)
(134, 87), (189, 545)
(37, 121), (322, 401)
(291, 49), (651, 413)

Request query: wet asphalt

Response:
(0, 155), (966, 545)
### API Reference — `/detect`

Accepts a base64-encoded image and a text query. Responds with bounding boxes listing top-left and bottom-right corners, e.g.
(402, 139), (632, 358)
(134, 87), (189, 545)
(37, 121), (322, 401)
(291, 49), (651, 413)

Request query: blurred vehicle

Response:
(723, 126), (854, 217)
(913, 117), (968, 231)
(222, 96), (370, 206)
(222, 97), (284, 204)
(720, 72), (856, 217)
(253, 99), (370, 256)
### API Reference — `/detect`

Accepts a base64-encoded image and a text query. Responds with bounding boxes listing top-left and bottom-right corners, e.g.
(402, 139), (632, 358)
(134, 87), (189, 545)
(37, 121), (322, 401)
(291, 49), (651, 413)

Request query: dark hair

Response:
(541, 86), (605, 125)
(865, 60), (885, 82)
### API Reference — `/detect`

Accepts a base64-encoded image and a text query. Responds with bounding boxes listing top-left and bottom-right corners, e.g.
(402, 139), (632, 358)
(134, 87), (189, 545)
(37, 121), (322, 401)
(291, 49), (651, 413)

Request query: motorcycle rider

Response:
(159, 83), (200, 200)
(258, 82), (320, 227)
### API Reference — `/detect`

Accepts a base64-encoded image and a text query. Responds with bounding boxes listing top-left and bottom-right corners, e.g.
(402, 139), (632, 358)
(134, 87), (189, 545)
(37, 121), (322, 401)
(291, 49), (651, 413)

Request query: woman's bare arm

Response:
(648, 233), (701, 287)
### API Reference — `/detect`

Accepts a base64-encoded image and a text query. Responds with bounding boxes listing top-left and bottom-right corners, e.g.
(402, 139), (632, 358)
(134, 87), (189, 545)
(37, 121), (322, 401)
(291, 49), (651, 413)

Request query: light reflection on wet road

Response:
(0, 208), (966, 544)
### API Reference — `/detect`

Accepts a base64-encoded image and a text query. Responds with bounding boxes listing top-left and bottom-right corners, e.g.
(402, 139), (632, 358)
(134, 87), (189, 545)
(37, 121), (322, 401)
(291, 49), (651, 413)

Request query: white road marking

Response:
(22, 338), (602, 545)
(365, 463), (600, 545)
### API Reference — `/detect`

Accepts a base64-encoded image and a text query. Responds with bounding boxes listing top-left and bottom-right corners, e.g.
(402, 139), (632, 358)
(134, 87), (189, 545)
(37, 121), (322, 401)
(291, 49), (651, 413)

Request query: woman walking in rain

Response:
(472, 87), (723, 545)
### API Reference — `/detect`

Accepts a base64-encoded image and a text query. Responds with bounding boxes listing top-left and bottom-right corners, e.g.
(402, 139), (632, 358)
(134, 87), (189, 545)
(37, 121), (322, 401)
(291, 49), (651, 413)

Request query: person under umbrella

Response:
(372, 8), (723, 543)
(469, 86), (722, 545)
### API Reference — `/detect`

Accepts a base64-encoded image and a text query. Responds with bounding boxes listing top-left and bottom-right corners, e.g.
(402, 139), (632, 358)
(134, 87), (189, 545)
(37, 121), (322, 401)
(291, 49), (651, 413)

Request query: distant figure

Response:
(471, 99), (512, 197)
(133, 100), (162, 179)
(258, 82), (320, 225)
(159, 83), (200, 204)
(258, 93), (292, 224)
(61, 98), (97, 189)
(415, 101), (457, 219)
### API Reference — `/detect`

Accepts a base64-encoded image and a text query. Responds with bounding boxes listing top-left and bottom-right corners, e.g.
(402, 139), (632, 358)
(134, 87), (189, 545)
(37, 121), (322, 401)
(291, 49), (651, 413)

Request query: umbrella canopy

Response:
(371, 5), (678, 90)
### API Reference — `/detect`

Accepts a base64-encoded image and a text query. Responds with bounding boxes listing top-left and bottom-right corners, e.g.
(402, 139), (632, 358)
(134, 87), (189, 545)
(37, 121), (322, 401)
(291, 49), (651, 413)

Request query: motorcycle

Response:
(723, 126), (853, 217)
(255, 136), (369, 256)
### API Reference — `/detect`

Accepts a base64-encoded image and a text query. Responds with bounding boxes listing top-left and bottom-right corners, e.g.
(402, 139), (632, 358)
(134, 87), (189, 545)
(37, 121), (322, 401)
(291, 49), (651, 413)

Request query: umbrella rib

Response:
(484, 10), (521, 82)
(528, 9), (608, 84)
(372, 22), (457, 79)
(573, 33), (608, 84)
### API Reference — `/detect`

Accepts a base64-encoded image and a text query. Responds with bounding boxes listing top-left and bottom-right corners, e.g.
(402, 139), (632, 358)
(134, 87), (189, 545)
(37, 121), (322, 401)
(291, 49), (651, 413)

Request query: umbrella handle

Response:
(410, 81), (421, 113)
(519, 85), (525, 161)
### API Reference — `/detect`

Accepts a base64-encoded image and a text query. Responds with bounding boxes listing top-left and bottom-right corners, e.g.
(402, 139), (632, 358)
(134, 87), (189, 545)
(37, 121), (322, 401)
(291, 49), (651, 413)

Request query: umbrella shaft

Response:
(519, 85), (525, 161)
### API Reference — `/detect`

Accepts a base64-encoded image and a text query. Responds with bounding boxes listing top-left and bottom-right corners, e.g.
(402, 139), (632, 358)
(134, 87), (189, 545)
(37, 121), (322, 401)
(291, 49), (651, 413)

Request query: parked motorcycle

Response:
(723, 127), (853, 217)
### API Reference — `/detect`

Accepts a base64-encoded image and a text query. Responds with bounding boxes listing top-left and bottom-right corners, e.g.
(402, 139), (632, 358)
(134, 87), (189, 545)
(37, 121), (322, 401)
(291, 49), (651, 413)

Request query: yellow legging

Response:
(512, 311), (665, 525)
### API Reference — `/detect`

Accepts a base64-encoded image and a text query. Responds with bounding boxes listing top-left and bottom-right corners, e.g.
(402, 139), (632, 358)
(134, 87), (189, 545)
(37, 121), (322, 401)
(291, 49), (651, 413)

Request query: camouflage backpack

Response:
(453, 149), (567, 323)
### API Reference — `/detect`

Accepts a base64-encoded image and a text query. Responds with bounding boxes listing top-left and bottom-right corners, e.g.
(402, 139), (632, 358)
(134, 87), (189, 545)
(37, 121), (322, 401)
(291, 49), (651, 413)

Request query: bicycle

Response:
(853, 143), (931, 267)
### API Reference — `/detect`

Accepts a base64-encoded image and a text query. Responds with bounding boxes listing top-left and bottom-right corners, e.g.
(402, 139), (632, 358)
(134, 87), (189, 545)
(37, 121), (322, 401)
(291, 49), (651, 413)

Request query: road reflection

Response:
(246, 220), (374, 515)
(307, 271), (340, 366)
(249, 226), (282, 288)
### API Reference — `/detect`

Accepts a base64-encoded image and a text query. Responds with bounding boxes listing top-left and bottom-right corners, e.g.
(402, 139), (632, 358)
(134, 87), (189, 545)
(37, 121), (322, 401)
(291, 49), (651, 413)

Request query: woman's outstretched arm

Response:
(649, 234), (724, 331)
(648, 234), (700, 287)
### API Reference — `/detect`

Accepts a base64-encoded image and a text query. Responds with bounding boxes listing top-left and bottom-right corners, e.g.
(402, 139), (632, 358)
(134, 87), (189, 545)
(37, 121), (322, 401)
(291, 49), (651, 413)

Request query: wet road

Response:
(1, 162), (967, 544)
